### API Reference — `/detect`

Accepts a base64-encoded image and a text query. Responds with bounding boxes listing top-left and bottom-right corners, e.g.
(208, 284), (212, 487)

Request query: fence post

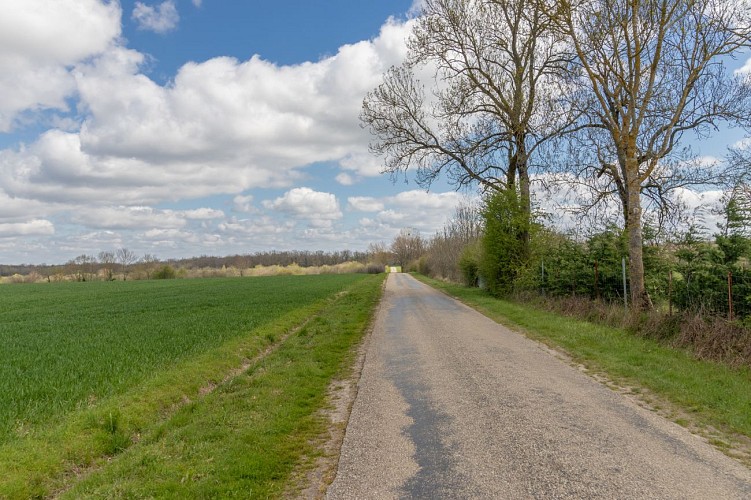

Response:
(622, 257), (628, 311)
(541, 258), (545, 295)
(668, 270), (673, 317)
(594, 260), (600, 301)
(728, 271), (734, 321)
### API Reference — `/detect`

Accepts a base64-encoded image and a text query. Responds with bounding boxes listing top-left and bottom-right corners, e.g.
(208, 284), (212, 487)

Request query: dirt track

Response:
(326, 273), (751, 499)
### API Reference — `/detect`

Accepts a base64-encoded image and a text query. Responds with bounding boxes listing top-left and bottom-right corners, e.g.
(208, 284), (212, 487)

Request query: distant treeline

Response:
(179, 250), (370, 269)
(0, 249), (372, 278)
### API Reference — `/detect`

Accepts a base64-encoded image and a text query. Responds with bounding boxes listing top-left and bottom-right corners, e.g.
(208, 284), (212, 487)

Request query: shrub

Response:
(480, 189), (532, 296)
(153, 265), (177, 279)
(364, 263), (384, 274)
(458, 241), (482, 287)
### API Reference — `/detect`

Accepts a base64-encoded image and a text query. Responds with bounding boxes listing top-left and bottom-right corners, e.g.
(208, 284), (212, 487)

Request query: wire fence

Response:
(525, 258), (751, 321)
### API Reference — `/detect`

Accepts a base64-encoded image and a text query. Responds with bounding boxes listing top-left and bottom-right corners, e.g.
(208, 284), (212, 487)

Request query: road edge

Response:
(290, 274), (389, 499)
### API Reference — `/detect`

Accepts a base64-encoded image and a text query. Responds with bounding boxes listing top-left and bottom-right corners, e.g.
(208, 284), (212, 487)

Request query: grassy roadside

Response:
(59, 274), (385, 498)
(416, 274), (751, 464)
(0, 274), (384, 499)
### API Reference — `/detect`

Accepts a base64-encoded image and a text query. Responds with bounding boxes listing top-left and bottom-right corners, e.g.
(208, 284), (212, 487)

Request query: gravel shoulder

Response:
(326, 273), (751, 499)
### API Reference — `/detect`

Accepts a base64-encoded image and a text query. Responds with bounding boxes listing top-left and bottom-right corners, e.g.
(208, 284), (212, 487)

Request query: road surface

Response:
(326, 273), (751, 499)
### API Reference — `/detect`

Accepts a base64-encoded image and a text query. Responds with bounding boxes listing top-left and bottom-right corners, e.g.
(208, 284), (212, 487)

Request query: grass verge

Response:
(0, 274), (384, 499)
(416, 275), (751, 465)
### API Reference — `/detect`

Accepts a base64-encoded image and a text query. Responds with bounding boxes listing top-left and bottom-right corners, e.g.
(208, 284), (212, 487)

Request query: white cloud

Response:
(0, 0), (121, 131)
(735, 57), (751, 75)
(408, 0), (427, 16)
(0, 190), (61, 223)
(348, 196), (385, 212)
(390, 190), (463, 210)
(183, 208), (225, 220)
(0, 17), (414, 213)
(132, 1), (179, 34)
(338, 152), (384, 178)
(192, 0), (203, 6)
(732, 137), (751, 150)
(0, 13), (431, 261)
(70, 206), (223, 230)
(263, 187), (342, 228)
(219, 216), (295, 236)
(73, 206), (187, 230)
(352, 190), (466, 238)
(232, 195), (257, 213)
(0, 219), (54, 237)
(336, 173), (356, 186)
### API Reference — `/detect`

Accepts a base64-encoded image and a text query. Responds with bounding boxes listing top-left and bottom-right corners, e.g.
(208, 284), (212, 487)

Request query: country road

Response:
(326, 273), (751, 499)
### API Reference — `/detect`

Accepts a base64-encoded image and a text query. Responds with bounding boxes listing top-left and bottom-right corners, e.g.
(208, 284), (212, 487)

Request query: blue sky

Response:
(0, 1), (748, 265)
(0, 0), (471, 265)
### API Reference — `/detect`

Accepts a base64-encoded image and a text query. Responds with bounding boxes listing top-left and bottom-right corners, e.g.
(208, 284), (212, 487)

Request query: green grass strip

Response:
(58, 274), (385, 499)
(417, 275), (751, 445)
(0, 274), (383, 499)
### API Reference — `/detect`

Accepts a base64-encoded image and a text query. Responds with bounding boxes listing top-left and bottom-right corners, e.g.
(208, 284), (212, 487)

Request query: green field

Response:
(0, 274), (383, 498)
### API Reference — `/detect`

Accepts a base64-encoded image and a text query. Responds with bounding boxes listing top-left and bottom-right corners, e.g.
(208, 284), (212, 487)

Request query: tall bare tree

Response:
(551, 0), (751, 310)
(362, 0), (575, 254)
(427, 200), (483, 280)
(141, 253), (159, 280)
(98, 251), (116, 281)
(391, 228), (426, 267)
(116, 247), (138, 281)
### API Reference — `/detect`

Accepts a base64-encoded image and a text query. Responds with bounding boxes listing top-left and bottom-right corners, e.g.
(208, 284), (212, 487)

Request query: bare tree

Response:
(98, 251), (116, 281)
(116, 247), (138, 280)
(366, 242), (393, 267)
(426, 200), (484, 280)
(550, 0), (751, 310)
(391, 228), (426, 268)
(141, 253), (159, 280)
(71, 254), (95, 282)
(362, 0), (575, 254)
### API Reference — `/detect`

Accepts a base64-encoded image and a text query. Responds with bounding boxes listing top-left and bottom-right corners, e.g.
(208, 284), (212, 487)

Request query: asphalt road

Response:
(326, 273), (751, 499)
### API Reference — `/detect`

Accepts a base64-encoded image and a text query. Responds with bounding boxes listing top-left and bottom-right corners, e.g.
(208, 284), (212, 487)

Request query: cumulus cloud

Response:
(0, 219), (54, 238)
(73, 206), (186, 230)
(132, 1), (179, 34)
(735, 57), (751, 75)
(338, 152), (384, 179)
(71, 206), (223, 230)
(0, 190), (61, 223)
(263, 187), (342, 228)
(219, 216), (295, 236)
(347, 196), (385, 212)
(0, 0), (121, 131)
(232, 195), (257, 213)
(353, 190), (466, 237)
(335, 173), (355, 186)
(0, 19), (413, 209)
(0, 10), (429, 261)
(409, 0), (427, 15)
(75, 19), (411, 169)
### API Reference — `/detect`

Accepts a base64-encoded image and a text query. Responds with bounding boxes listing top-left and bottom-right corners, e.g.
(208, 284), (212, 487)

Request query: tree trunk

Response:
(624, 157), (652, 312)
(518, 162), (531, 256)
(515, 136), (531, 259)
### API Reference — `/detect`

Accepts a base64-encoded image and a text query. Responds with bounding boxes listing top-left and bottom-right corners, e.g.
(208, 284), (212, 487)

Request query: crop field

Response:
(0, 274), (365, 443)
(0, 273), (383, 498)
